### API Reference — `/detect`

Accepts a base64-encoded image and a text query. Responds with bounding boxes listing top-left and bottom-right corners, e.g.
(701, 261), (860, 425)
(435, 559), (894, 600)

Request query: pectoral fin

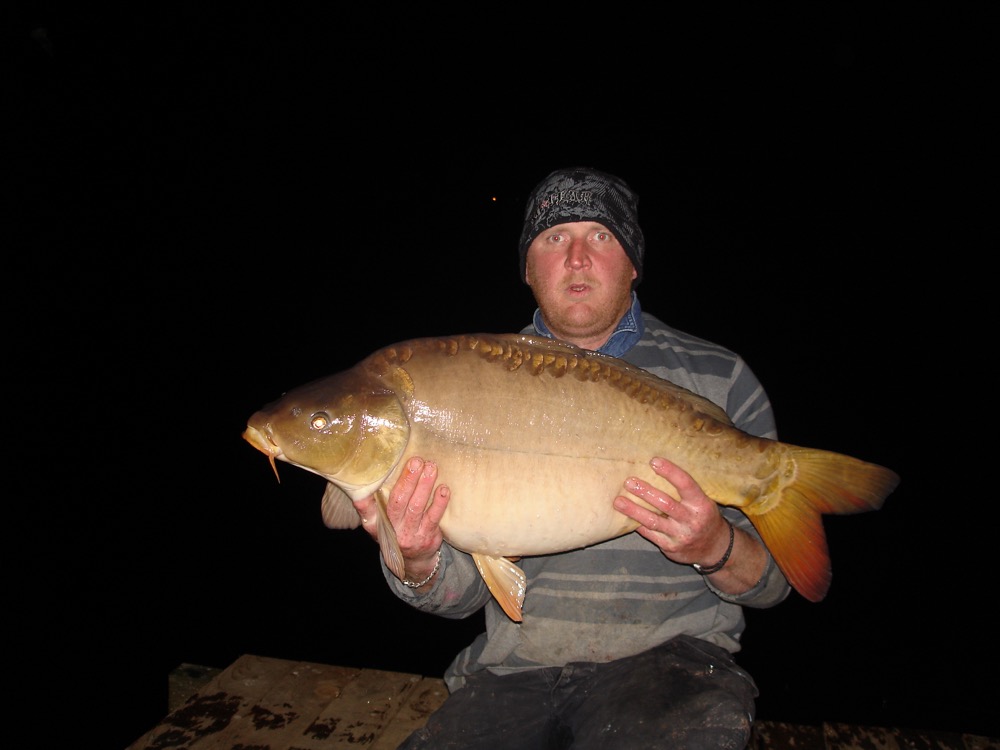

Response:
(374, 488), (407, 582)
(322, 482), (406, 583)
(320, 482), (362, 529)
(473, 553), (527, 622)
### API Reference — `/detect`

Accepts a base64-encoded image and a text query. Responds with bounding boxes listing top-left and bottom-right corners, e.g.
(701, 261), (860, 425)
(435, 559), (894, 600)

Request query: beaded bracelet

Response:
(692, 519), (734, 575)
(402, 549), (442, 588)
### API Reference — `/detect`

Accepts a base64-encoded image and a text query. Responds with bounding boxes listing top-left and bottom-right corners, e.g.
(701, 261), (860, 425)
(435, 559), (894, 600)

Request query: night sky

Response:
(10, 7), (982, 748)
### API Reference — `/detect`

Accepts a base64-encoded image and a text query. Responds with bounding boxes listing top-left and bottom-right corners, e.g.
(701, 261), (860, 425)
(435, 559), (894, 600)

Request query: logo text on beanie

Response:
(531, 190), (595, 224)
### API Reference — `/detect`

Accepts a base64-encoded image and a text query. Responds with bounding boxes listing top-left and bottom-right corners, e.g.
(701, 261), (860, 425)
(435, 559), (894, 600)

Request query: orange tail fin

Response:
(746, 447), (900, 602)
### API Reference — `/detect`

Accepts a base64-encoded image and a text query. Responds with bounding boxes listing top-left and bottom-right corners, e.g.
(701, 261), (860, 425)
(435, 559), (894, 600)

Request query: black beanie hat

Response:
(518, 167), (645, 287)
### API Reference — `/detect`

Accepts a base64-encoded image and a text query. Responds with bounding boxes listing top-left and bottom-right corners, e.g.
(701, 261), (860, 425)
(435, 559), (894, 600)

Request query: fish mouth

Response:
(243, 424), (282, 482)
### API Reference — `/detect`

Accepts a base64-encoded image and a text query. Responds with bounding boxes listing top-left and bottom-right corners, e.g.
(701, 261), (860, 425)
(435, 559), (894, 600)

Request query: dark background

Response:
(9, 6), (983, 748)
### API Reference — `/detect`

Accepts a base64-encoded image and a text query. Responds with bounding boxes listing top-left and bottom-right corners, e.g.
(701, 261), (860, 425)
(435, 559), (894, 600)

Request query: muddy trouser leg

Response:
(398, 635), (757, 750)
(556, 635), (758, 750)
(397, 666), (565, 750)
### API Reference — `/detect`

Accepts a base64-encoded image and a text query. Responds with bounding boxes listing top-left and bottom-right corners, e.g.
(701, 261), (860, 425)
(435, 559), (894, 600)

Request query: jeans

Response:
(398, 634), (758, 750)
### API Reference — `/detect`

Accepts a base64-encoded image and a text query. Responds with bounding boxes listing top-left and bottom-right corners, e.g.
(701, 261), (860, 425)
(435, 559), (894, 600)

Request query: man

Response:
(345, 167), (790, 749)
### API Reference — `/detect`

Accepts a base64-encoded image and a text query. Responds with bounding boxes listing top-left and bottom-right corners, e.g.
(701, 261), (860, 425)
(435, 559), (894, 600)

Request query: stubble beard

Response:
(531, 269), (634, 348)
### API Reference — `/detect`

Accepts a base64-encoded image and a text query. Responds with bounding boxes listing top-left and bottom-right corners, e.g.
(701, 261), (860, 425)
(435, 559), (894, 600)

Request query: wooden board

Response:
(127, 654), (448, 749)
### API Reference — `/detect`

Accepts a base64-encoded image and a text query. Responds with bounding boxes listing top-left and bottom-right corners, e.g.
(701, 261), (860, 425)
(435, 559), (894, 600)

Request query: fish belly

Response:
(409, 439), (646, 556)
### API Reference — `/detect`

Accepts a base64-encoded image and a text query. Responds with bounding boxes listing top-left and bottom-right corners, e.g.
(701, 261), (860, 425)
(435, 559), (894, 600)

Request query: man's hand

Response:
(614, 456), (732, 567)
(614, 457), (769, 594)
(353, 457), (449, 585)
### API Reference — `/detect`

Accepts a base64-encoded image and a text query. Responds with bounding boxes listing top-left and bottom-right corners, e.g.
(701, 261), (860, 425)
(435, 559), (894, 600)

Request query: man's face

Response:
(525, 221), (637, 350)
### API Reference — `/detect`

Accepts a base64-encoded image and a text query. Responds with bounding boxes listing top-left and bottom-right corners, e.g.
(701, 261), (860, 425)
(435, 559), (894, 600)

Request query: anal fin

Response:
(473, 553), (526, 622)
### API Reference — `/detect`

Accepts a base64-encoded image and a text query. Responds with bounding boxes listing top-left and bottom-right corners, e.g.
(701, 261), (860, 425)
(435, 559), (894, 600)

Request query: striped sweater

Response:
(380, 307), (791, 692)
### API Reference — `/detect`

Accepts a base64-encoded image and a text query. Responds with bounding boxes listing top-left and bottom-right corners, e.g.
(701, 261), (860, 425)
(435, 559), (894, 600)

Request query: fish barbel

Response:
(243, 333), (899, 621)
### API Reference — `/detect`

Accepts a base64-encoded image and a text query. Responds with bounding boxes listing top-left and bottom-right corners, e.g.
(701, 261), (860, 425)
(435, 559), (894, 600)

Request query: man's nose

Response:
(565, 238), (591, 269)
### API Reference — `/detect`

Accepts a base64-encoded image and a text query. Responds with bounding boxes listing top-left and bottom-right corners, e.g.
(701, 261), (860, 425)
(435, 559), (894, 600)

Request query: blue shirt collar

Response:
(531, 292), (644, 358)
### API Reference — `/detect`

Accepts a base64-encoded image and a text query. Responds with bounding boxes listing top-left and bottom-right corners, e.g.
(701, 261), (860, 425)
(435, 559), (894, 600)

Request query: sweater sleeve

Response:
(710, 509), (791, 608)
(380, 543), (493, 619)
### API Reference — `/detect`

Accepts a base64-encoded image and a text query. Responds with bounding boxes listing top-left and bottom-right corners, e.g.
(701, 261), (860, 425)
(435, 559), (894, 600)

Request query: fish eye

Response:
(309, 412), (332, 430)
(308, 411), (354, 434)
